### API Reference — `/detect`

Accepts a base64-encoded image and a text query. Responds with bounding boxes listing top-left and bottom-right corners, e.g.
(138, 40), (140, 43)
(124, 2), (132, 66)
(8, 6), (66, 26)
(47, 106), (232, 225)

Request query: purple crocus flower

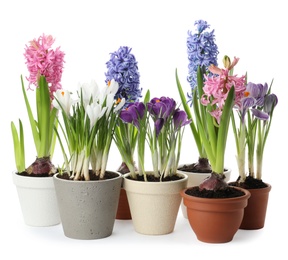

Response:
(187, 20), (219, 103)
(147, 97), (177, 136)
(173, 109), (191, 130)
(251, 93), (277, 121)
(105, 46), (142, 107)
(264, 94), (278, 114)
(245, 82), (268, 107)
(147, 97), (176, 122)
(236, 82), (271, 122)
(119, 102), (145, 129)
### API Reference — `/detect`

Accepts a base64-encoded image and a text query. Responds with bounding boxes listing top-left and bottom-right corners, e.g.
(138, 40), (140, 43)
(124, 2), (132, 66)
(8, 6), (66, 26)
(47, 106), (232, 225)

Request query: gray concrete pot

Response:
(53, 171), (122, 240)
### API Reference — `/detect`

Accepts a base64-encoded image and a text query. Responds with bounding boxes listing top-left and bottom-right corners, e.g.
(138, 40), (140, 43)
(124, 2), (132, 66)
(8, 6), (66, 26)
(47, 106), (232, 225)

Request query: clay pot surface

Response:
(116, 188), (132, 220)
(181, 186), (250, 243)
(177, 166), (232, 218)
(240, 183), (271, 230)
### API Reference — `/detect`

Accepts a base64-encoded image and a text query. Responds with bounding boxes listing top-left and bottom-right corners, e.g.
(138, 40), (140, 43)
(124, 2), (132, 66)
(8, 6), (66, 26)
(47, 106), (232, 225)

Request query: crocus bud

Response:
(264, 94), (278, 114)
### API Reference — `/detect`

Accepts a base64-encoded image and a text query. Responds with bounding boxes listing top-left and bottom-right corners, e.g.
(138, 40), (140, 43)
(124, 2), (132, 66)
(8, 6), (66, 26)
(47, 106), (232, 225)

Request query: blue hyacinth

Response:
(187, 20), (219, 103)
(105, 46), (142, 107)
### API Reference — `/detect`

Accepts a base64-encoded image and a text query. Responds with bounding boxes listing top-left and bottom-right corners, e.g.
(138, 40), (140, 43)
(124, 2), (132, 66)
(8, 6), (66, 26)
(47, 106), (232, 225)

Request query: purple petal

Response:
(155, 118), (164, 137)
(264, 94), (278, 114)
(242, 97), (255, 109)
(119, 109), (133, 123)
(251, 108), (269, 121)
(135, 102), (146, 119)
(173, 110), (190, 130)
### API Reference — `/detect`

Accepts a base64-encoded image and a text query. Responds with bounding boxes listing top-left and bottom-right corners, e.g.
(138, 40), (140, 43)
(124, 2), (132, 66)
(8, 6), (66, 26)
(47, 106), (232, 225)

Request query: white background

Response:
(1, 0), (286, 259)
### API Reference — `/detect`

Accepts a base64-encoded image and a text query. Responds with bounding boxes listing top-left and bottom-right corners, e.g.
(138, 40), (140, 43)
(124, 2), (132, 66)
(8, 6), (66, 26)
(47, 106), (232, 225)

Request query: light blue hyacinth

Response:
(187, 20), (219, 104)
(105, 46), (142, 107)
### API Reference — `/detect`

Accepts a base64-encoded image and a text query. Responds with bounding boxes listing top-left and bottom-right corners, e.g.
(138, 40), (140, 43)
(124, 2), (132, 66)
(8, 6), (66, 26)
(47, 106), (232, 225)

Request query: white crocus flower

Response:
(85, 103), (107, 130)
(78, 80), (100, 107)
(114, 98), (126, 112)
(105, 93), (115, 117)
(52, 89), (75, 115)
(106, 79), (119, 96)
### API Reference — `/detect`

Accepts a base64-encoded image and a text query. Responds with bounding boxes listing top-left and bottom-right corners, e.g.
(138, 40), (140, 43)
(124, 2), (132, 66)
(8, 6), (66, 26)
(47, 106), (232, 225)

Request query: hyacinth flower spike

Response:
(11, 34), (65, 175)
(176, 20), (219, 173)
(195, 56), (246, 191)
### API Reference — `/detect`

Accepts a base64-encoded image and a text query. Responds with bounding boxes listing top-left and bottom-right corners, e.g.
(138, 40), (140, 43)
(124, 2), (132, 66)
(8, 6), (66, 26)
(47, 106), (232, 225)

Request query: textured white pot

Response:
(12, 171), (60, 227)
(123, 171), (188, 235)
(177, 165), (232, 218)
(53, 171), (122, 240)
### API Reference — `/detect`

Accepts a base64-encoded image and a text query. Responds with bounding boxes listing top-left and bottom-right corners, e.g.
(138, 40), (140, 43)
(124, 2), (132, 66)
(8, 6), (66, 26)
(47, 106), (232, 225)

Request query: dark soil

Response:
(56, 170), (119, 181)
(229, 175), (268, 189)
(126, 173), (185, 182)
(185, 186), (245, 198)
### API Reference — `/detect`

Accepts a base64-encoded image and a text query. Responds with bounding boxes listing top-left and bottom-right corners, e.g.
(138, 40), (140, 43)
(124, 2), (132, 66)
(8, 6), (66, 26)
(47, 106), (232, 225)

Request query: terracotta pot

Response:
(177, 165), (232, 218)
(12, 171), (60, 227)
(123, 172), (188, 235)
(239, 183), (271, 230)
(181, 186), (250, 243)
(53, 171), (122, 239)
(116, 188), (132, 220)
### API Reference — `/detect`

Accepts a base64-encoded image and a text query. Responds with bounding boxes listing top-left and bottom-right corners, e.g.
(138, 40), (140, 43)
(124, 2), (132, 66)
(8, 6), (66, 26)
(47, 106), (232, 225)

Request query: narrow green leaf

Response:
(38, 76), (51, 157)
(11, 120), (25, 172)
(21, 75), (40, 155)
(215, 86), (235, 173)
(175, 69), (204, 157)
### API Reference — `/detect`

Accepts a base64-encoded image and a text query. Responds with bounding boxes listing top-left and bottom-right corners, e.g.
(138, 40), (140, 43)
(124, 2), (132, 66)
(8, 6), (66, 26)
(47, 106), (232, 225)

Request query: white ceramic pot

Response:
(177, 165), (232, 218)
(123, 171), (188, 235)
(12, 171), (60, 227)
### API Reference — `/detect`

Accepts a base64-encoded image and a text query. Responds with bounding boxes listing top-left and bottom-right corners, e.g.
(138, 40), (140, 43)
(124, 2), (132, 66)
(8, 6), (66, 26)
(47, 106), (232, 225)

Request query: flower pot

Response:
(116, 188), (132, 220)
(53, 171), (122, 240)
(177, 165), (232, 218)
(123, 172), (188, 235)
(12, 171), (60, 227)
(239, 183), (271, 230)
(181, 186), (250, 243)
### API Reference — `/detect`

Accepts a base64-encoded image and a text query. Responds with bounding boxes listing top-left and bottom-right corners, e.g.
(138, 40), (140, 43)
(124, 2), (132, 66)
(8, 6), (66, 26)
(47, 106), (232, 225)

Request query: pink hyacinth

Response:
(24, 34), (65, 100)
(201, 57), (246, 124)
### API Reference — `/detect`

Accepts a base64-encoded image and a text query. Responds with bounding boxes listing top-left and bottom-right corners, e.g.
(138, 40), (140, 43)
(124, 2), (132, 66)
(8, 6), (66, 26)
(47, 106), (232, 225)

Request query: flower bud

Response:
(222, 55), (231, 69)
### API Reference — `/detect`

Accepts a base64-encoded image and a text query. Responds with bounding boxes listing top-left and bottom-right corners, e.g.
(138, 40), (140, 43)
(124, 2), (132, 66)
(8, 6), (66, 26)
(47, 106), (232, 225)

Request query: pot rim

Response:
(180, 186), (251, 202)
(123, 171), (188, 183)
(53, 171), (122, 183)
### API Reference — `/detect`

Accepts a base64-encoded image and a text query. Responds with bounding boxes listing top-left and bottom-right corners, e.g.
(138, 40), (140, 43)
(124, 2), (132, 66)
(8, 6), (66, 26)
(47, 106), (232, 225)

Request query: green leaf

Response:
(175, 68), (204, 157)
(38, 76), (51, 157)
(215, 86), (235, 173)
(11, 120), (25, 172)
(144, 89), (150, 104)
(21, 75), (41, 155)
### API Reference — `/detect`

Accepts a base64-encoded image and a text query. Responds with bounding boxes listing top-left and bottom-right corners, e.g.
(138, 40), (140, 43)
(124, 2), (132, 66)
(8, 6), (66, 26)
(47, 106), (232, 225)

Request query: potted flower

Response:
(11, 34), (64, 226)
(52, 78), (125, 239)
(176, 20), (231, 218)
(105, 46), (142, 219)
(120, 96), (190, 235)
(180, 55), (251, 243)
(230, 81), (278, 229)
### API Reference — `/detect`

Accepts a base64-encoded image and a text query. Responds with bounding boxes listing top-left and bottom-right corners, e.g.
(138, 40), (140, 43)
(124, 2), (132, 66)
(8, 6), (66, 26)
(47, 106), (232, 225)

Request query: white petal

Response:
(114, 98), (126, 112)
